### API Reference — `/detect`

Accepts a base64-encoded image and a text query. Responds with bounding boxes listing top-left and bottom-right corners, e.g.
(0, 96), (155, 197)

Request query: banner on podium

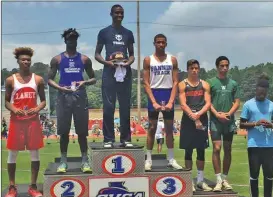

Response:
(89, 176), (150, 197)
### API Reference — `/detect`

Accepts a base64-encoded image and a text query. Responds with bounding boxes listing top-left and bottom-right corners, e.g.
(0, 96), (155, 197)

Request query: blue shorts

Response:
(147, 88), (173, 111)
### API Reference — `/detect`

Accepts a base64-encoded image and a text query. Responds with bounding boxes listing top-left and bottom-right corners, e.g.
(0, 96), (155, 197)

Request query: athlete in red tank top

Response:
(4, 47), (46, 197)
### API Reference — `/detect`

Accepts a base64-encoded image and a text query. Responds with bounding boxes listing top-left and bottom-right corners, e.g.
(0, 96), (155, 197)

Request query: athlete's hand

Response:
(217, 112), (230, 123)
(60, 86), (74, 93)
(12, 108), (26, 116)
(153, 103), (162, 111)
(105, 61), (117, 68)
(190, 113), (200, 121)
(256, 119), (271, 127)
(27, 107), (39, 115)
(76, 81), (85, 89)
(165, 102), (173, 111)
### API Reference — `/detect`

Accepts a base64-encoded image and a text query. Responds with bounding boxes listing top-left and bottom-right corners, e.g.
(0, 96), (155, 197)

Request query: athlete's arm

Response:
(227, 82), (240, 116)
(94, 33), (114, 67)
(196, 81), (211, 116)
(166, 56), (178, 109)
(81, 55), (96, 86)
(4, 76), (25, 115)
(124, 42), (135, 66)
(227, 98), (240, 116)
(178, 81), (194, 118)
(48, 55), (66, 91)
(27, 76), (46, 115)
(240, 118), (267, 129)
(143, 56), (157, 105)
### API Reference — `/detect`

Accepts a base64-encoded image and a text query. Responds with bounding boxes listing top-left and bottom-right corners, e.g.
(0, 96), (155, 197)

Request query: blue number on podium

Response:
(61, 181), (75, 197)
(112, 156), (125, 173)
(162, 178), (176, 195)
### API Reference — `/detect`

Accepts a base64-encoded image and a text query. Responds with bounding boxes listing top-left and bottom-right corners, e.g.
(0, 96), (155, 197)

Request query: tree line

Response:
(2, 62), (273, 115)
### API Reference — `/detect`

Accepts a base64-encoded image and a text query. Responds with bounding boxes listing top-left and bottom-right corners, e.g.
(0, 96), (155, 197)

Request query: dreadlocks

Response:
(13, 47), (34, 59)
(61, 28), (80, 40)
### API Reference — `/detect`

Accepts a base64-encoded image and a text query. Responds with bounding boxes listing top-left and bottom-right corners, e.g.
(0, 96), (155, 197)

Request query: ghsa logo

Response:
(96, 182), (145, 197)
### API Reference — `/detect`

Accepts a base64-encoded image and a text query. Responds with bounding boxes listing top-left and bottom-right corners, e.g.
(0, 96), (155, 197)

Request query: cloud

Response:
(150, 2), (273, 69)
(2, 42), (102, 70)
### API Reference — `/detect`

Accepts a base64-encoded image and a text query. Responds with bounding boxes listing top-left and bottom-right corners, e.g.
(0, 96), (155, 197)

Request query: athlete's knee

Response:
(60, 134), (69, 140)
(223, 142), (232, 154)
(197, 149), (205, 161)
(213, 143), (221, 153)
(78, 134), (87, 141)
(7, 150), (19, 164)
(185, 149), (193, 161)
(148, 123), (157, 134)
(29, 150), (40, 162)
(265, 177), (273, 180)
(250, 177), (259, 181)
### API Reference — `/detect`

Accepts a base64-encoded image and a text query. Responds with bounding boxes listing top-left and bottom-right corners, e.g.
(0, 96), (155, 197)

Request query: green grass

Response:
(1, 135), (263, 196)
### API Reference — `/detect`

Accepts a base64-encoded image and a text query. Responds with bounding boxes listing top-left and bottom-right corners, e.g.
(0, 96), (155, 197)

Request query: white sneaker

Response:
(167, 159), (183, 170)
(145, 160), (152, 171)
(124, 141), (134, 147)
(103, 142), (113, 148)
(196, 182), (213, 192)
(213, 182), (222, 192)
(222, 180), (233, 190)
(192, 181), (196, 192)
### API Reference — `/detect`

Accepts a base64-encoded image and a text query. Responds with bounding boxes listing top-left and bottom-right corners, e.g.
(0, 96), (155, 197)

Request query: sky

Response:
(2, 1), (273, 71)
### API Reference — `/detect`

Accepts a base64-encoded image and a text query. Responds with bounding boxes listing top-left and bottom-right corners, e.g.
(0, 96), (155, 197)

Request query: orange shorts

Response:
(7, 117), (44, 150)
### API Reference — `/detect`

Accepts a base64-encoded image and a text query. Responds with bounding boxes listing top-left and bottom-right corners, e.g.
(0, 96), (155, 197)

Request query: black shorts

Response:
(56, 88), (89, 136)
(148, 110), (174, 120)
(248, 147), (273, 179)
(156, 138), (164, 145)
(180, 114), (209, 150)
(210, 120), (236, 142)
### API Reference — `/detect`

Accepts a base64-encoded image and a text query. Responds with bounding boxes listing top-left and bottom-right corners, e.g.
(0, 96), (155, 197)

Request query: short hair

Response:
(154, 34), (167, 43)
(13, 47), (34, 59)
(61, 28), (80, 40)
(215, 56), (230, 67)
(257, 73), (269, 88)
(111, 4), (123, 13)
(187, 59), (200, 70)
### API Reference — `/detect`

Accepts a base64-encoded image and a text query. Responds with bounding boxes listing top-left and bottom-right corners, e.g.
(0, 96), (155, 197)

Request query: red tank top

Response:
(10, 73), (38, 120)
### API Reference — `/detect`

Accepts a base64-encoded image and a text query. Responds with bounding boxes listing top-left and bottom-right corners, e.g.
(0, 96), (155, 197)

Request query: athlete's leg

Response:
(73, 89), (89, 166)
(196, 148), (212, 191)
(248, 148), (261, 197)
(102, 82), (117, 144)
(210, 120), (223, 189)
(56, 92), (73, 172)
(261, 148), (273, 197)
(7, 150), (19, 186)
(164, 111), (182, 169)
(117, 78), (132, 145)
(145, 111), (158, 170)
(184, 148), (193, 169)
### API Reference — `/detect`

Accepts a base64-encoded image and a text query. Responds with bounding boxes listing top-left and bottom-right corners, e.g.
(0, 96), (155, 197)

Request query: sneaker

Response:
(103, 142), (113, 148)
(222, 180), (233, 190)
(28, 186), (43, 197)
(81, 162), (92, 173)
(5, 185), (17, 197)
(196, 182), (213, 192)
(145, 160), (152, 171)
(213, 182), (222, 192)
(192, 181), (196, 192)
(123, 141), (134, 148)
(57, 162), (68, 173)
(167, 159), (183, 170)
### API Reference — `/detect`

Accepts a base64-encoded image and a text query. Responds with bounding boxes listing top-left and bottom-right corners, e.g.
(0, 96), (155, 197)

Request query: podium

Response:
(42, 142), (239, 197)
(2, 142), (240, 196)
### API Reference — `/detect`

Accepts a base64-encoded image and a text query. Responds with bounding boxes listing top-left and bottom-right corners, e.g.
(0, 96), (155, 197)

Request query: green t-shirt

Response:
(207, 77), (240, 122)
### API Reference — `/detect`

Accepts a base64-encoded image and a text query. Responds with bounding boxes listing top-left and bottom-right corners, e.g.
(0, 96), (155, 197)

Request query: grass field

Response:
(1, 135), (264, 196)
